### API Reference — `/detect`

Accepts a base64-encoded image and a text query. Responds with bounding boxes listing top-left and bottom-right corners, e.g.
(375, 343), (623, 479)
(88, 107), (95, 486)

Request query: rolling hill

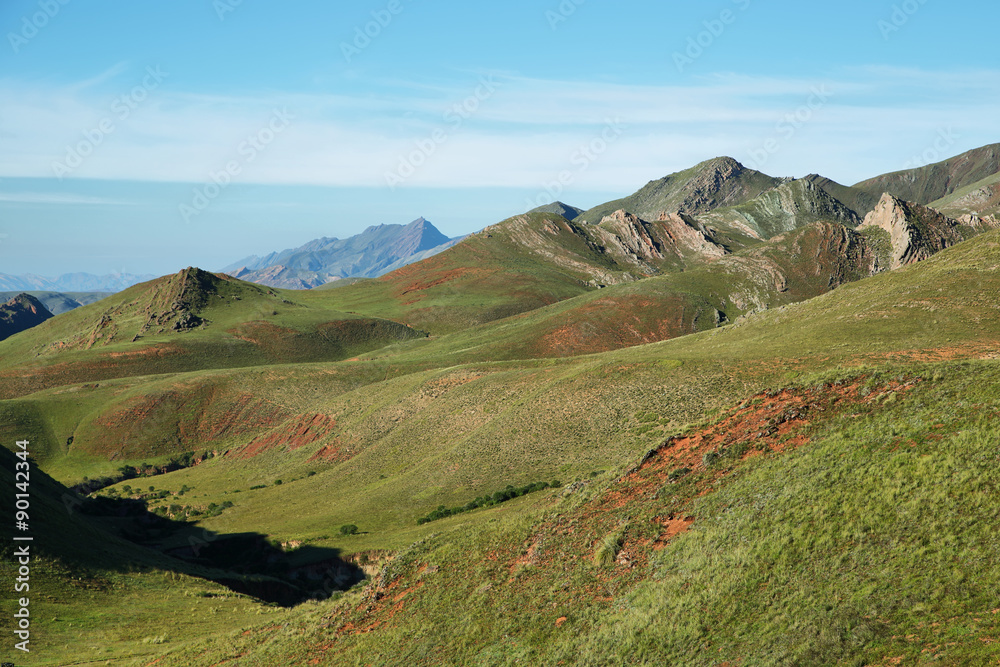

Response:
(0, 267), (426, 399)
(6, 143), (1000, 666)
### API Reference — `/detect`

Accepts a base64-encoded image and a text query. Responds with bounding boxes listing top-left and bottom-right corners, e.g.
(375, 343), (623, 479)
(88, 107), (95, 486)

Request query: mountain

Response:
(0, 272), (154, 292)
(699, 178), (861, 240)
(802, 173), (881, 218)
(0, 290), (109, 314)
(528, 201), (585, 220)
(575, 156), (785, 224)
(930, 170), (1000, 221)
(853, 143), (1000, 205)
(222, 217), (461, 289)
(9, 143), (1000, 666)
(857, 193), (973, 270)
(0, 293), (52, 341)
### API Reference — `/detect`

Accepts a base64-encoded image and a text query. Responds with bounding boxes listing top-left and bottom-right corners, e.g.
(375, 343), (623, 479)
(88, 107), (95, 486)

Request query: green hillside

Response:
(853, 143), (1000, 205)
(575, 156), (784, 224)
(930, 170), (1000, 219)
(34, 224), (1000, 667)
(0, 268), (425, 399)
(7, 148), (1000, 666)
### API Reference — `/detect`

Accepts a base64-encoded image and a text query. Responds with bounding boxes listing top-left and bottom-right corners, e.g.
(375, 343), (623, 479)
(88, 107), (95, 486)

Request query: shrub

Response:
(339, 524), (359, 536)
(594, 528), (626, 568)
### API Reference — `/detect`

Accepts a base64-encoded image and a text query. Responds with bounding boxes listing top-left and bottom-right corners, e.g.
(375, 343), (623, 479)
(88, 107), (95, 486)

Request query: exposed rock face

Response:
(656, 212), (728, 259)
(958, 213), (1000, 230)
(592, 209), (728, 274)
(0, 293), (53, 341)
(857, 193), (966, 270)
(701, 179), (861, 241)
(596, 210), (665, 264)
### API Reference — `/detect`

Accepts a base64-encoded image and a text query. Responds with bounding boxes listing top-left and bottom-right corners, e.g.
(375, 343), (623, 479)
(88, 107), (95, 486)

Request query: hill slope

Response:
(853, 142), (1000, 204)
(0, 268), (425, 398)
(576, 157), (785, 224)
(0, 293), (52, 341)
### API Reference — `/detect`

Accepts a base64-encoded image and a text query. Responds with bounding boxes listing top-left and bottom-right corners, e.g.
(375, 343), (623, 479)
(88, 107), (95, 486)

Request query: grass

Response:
(6, 216), (1000, 663)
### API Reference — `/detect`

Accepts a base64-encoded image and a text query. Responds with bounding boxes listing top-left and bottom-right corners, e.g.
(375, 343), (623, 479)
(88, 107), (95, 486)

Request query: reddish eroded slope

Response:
(234, 413), (339, 460)
(80, 382), (292, 460)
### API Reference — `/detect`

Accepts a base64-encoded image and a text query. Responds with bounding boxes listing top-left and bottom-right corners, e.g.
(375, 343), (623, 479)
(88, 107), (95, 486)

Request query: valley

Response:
(3, 145), (1000, 665)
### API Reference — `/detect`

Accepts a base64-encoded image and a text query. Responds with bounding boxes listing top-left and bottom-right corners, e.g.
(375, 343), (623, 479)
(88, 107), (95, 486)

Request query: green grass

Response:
(7, 219), (1000, 664)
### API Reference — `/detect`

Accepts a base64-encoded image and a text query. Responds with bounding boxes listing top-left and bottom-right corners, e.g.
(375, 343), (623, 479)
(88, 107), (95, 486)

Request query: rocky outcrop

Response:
(958, 213), (1000, 231)
(857, 194), (966, 270)
(656, 212), (727, 259)
(593, 210), (728, 273)
(0, 293), (53, 341)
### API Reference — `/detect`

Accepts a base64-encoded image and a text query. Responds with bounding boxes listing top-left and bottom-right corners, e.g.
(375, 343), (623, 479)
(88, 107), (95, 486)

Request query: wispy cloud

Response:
(0, 67), (997, 190)
(0, 193), (135, 205)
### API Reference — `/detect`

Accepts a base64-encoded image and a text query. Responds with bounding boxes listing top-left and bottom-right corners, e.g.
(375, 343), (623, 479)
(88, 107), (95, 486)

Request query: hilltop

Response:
(575, 156), (785, 223)
(853, 142), (1000, 204)
(0, 267), (425, 398)
(0, 293), (52, 341)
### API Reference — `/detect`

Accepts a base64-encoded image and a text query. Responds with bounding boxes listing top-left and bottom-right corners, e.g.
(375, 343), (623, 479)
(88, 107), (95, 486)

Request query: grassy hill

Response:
(0, 268), (425, 399)
(930, 170), (1000, 219)
(42, 225), (1000, 666)
(7, 147), (1000, 666)
(575, 156), (785, 224)
(853, 143), (1000, 205)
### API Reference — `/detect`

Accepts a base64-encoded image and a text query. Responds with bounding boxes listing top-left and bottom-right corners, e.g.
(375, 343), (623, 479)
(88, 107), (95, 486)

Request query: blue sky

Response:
(1, 0), (998, 277)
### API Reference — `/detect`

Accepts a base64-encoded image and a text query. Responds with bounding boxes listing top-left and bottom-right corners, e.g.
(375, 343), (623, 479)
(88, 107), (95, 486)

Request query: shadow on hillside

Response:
(81, 496), (365, 607)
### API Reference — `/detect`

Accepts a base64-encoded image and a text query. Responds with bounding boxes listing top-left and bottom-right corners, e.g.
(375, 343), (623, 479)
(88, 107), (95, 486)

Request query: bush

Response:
(594, 529), (626, 568)
(339, 524), (359, 536)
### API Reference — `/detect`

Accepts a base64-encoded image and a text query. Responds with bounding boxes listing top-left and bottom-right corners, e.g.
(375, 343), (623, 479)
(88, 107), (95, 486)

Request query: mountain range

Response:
(0, 271), (155, 293)
(5, 142), (1000, 666)
(221, 217), (462, 289)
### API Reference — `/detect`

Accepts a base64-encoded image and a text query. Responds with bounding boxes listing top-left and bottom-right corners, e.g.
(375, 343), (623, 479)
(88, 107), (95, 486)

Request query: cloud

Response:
(0, 193), (135, 205)
(0, 67), (997, 190)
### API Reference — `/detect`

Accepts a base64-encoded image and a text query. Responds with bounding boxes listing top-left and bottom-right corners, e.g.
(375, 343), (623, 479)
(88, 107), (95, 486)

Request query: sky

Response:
(1, 0), (998, 277)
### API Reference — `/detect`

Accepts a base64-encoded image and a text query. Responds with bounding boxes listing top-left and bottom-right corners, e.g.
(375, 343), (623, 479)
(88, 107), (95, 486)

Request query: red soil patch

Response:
(535, 294), (702, 357)
(234, 413), (338, 459)
(652, 515), (696, 550)
(90, 387), (291, 459)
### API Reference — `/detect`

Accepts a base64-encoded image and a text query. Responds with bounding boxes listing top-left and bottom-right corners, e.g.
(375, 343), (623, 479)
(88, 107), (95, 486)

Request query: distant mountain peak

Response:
(220, 218), (459, 289)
